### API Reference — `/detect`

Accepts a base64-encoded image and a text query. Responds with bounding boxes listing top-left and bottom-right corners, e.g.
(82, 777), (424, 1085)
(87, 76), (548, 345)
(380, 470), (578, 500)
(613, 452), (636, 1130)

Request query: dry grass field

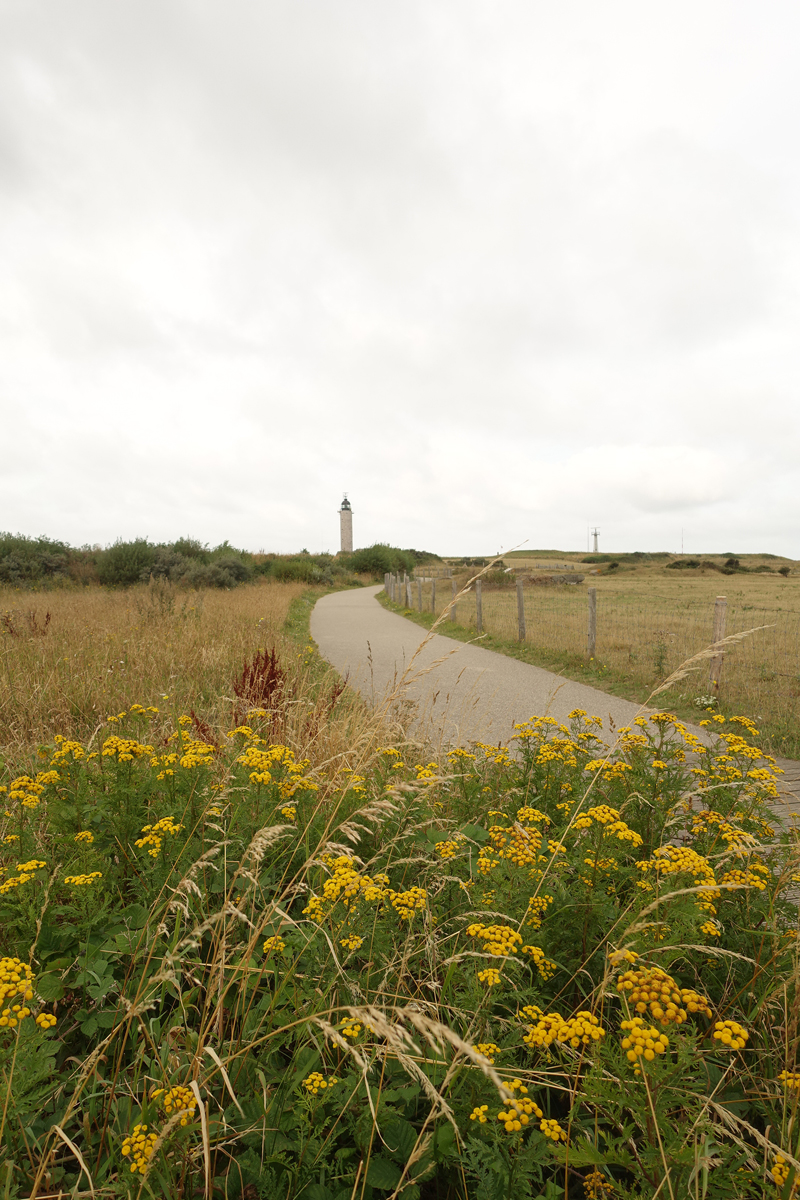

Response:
(0, 578), (317, 756)
(412, 554), (800, 755)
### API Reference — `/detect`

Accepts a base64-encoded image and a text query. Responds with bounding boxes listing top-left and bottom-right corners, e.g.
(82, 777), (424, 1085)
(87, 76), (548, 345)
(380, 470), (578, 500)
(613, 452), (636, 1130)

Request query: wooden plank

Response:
(588, 587), (597, 659)
(709, 595), (727, 693)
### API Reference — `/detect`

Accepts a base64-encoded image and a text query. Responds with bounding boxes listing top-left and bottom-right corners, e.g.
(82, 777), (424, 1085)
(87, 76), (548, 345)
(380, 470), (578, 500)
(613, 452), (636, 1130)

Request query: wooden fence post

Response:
(516, 578), (526, 642)
(384, 572), (389, 594)
(450, 578), (457, 622)
(709, 595), (727, 694)
(406, 576), (412, 608)
(587, 587), (597, 659)
(476, 579), (483, 634)
(417, 579), (422, 611)
(431, 578), (436, 615)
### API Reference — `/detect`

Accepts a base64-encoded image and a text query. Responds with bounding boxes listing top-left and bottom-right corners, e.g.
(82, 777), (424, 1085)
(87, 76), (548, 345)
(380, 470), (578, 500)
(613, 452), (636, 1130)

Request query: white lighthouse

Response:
(339, 495), (353, 553)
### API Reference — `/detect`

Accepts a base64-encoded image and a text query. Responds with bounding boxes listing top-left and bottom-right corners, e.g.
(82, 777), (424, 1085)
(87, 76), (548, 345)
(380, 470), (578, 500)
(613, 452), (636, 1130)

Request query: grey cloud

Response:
(0, 1), (798, 555)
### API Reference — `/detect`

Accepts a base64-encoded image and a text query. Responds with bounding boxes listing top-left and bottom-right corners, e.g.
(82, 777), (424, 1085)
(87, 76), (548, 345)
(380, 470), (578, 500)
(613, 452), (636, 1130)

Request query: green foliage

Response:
(96, 537), (158, 585)
(344, 544), (417, 577)
(0, 695), (798, 1197)
(0, 532), (70, 585)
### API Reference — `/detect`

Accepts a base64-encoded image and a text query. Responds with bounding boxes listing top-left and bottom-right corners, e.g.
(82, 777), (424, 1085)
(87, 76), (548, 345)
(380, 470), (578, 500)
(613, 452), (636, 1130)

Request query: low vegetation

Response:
(0, 580), (799, 1197)
(0, 533), (440, 591)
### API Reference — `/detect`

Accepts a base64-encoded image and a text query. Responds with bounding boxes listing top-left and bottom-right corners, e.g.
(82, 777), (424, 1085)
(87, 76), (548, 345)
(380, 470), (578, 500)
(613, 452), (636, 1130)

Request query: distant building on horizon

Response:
(339, 495), (353, 553)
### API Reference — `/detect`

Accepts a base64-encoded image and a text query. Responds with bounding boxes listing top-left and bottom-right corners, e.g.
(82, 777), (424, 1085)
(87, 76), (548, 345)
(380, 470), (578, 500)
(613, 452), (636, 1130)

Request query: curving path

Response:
(311, 585), (800, 812)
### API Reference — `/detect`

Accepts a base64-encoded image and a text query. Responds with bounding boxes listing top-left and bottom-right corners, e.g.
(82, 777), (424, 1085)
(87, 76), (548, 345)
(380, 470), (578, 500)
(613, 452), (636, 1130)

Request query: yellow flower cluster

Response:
(772, 1155), (793, 1189)
(134, 816), (184, 857)
(524, 894), (553, 928)
(779, 1070), (800, 1091)
(52, 735), (87, 763)
(583, 759), (634, 782)
(498, 1081), (543, 1133)
(236, 743), (316, 797)
(176, 731), (217, 771)
(340, 935), (363, 952)
(555, 1011), (605, 1049)
(63, 871), (102, 886)
(262, 935), (285, 954)
(720, 865), (769, 892)
(620, 1017), (669, 1065)
(74, 831), (94, 843)
(302, 1072), (339, 1096)
(478, 968), (501, 986)
(102, 735), (155, 763)
(520, 944), (557, 980)
(467, 923), (523, 956)
(303, 854), (424, 924)
(573, 806), (643, 847)
(471, 1042), (501, 1063)
(151, 1085), (196, 1125)
(540, 1118), (568, 1142)
(340, 1022), (362, 1040)
(481, 821), (543, 871)
(315, 855), (389, 910)
(584, 1168), (615, 1198)
(120, 1124), (158, 1174)
(519, 1006), (604, 1051)
(713, 1019), (748, 1050)
(434, 836), (463, 859)
(0, 874), (30, 895)
(615, 964), (712, 1025)
(636, 846), (719, 912)
(0, 859), (47, 895)
(5, 773), (55, 808)
(516, 806), (548, 824)
(35, 1012), (56, 1029)
(390, 886), (427, 920)
(0, 957), (35, 1030)
(469, 1104), (489, 1123)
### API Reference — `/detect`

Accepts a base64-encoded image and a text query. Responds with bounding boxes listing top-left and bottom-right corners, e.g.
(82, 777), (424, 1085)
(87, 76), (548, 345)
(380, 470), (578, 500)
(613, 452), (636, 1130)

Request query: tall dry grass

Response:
(0, 579), (317, 757)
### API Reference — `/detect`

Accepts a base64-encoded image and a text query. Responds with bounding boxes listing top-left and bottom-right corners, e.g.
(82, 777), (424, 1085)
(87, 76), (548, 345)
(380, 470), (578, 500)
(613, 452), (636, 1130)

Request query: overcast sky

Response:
(1, 1), (799, 557)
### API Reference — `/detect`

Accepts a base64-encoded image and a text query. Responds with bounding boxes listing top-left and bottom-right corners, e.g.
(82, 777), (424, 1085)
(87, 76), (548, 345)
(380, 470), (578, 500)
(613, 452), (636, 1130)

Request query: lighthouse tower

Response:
(339, 495), (353, 553)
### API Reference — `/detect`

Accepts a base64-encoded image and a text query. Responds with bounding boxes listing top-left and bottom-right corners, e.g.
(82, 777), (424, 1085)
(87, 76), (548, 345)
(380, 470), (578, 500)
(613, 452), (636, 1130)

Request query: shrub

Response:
(0, 533), (70, 585)
(345, 544), (416, 577)
(272, 558), (326, 583)
(96, 538), (157, 586)
(171, 537), (210, 562)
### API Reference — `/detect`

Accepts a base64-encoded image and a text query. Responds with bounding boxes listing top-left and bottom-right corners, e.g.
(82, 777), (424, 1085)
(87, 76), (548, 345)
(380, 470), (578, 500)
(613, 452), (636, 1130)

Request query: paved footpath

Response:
(311, 585), (800, 812)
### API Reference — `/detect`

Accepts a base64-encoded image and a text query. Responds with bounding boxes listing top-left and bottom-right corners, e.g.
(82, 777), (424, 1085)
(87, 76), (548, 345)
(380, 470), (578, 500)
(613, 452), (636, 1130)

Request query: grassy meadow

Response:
(1, 578), (800, 1198)
(403, 554), (800, 758)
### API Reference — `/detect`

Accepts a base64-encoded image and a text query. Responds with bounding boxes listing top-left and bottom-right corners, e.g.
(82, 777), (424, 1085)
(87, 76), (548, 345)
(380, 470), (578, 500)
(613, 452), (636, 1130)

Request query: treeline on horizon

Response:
(0, 533), (442, 590)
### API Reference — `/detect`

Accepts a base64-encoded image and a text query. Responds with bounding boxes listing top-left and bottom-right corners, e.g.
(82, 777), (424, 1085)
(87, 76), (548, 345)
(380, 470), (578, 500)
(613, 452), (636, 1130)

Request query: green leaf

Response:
(366, 1156), (403, 1189)
(123, 904), (149, 929)
(35, 972), (65, 1001)
(382, 1114), (418, 1163)
(433, 1122), (457, 1160)
(460, 824), (489, 843)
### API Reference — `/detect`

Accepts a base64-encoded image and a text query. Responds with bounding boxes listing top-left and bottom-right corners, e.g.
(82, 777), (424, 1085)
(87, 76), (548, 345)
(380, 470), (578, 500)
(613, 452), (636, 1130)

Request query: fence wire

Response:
(389, 572), (800, 746)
